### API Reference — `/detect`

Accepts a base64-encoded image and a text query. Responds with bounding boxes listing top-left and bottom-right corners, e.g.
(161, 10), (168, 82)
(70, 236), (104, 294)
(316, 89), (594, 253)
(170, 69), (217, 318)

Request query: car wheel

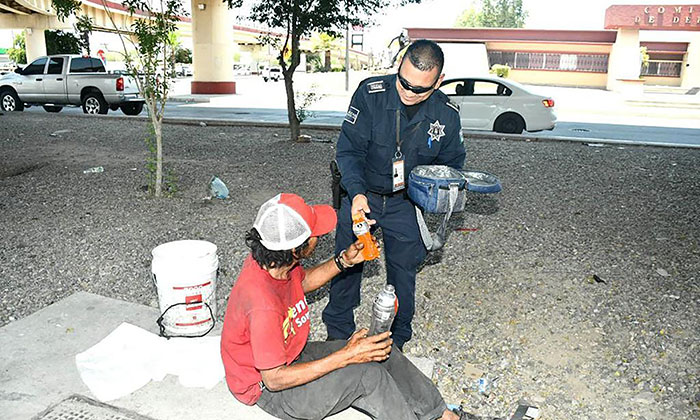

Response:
(263, 77), (268, 82)
(1, 89), (24, 112)
(82, 91), (108, 115)
(42, 105), (63, 113)
(494, 113), (525, 134)
(120, 102), (144, 116)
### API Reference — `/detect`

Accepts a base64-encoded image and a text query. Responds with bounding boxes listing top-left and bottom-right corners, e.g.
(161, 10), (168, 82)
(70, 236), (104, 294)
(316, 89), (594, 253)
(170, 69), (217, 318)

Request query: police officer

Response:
(323, 40), (466, 350)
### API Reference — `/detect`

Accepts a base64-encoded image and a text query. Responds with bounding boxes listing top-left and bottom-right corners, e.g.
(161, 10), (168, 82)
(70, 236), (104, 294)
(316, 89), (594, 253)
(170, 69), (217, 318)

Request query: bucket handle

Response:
(156, 300), (215, 339)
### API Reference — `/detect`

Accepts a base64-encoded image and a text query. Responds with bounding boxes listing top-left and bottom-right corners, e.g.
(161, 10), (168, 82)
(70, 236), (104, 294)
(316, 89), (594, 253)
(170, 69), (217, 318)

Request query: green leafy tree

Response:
(224, 0), (421, 142)
(311, 33), (340, 72)
(75, 15), (93, 55)
(174, 47), (192, 64)
(306, 52), (323, 72)
(45, 30), (81, 55)
(53, 0), (186, 197)
(484, 0), (527, 27)
(457, 0), (527, 28)
(455, 7), (481, 27)
(8, 33), (26, 64)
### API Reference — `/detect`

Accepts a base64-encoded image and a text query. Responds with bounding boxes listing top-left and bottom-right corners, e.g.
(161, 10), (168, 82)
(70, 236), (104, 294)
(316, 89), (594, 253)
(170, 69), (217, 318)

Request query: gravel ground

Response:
(1, 112), (699, 420)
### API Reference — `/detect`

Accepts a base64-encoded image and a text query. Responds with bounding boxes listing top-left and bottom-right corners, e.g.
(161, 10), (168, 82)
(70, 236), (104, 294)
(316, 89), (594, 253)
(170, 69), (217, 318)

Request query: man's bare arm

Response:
(259, 330), (391, 391)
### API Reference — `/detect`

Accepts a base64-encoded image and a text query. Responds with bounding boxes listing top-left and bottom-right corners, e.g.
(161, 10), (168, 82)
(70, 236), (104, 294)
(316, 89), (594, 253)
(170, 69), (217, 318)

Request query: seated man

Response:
(220, 193), (491, 420)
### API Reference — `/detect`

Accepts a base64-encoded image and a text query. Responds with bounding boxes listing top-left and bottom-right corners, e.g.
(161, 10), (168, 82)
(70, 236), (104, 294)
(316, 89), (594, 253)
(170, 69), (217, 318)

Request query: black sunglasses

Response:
(397, 73), (437, 94)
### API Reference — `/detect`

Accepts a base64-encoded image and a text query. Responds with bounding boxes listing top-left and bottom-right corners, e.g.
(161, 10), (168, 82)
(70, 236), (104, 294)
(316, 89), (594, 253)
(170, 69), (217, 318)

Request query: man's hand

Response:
(342, 237), (380, 266)
(340, 329), (393, 365)
(351, 194), (376, 225)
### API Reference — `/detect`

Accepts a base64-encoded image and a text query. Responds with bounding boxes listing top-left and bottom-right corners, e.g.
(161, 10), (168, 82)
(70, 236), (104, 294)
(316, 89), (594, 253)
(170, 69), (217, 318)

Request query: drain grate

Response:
(570, 128), (591, 133)
(33, 395), (156, 420)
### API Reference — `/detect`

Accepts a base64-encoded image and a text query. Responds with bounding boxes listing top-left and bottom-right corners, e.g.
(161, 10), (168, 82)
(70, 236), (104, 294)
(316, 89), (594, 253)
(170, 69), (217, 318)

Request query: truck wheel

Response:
(109, 104), (120, 111)
(120, 102), (144, 116)
(1, 89), (24, 112)
(82, 92), (109, 115)
(43, 105), (63, 113)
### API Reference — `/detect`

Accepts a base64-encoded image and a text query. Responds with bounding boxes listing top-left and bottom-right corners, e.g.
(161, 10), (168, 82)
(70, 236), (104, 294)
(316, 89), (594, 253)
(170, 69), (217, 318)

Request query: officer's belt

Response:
(366, 190), (407, 198)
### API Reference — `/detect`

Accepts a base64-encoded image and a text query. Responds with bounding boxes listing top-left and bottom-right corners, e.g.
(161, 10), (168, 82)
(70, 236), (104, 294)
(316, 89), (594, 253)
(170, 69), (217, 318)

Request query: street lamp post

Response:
(345, 23), (350, 91)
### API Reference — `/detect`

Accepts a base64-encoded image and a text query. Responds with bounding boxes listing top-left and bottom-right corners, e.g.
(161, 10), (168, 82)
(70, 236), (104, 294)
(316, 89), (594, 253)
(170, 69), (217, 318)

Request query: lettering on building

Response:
(634, 5), (699, 27)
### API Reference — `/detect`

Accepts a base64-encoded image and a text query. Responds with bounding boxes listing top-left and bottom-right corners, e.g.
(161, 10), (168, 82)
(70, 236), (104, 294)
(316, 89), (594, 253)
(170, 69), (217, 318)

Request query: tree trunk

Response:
(324, 50), (331, 71)
(154, 118), (163, 198)
(284, 73), (300, 141)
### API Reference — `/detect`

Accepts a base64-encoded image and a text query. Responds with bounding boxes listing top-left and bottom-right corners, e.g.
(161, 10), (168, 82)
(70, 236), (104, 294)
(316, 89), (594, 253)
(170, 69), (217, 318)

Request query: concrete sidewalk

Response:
(0, 292), (434, 420)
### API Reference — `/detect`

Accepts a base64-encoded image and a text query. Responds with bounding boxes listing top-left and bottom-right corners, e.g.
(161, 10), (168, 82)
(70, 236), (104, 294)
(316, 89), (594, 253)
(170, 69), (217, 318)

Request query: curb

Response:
(168, 96), (211, 104)
(462, 130), (700, 149)
(625, 100), (700, 109)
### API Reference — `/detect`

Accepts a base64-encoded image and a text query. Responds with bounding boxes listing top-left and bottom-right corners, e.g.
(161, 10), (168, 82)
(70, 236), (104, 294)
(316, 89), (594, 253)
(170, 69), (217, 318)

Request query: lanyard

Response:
(395, 109), (403, 159)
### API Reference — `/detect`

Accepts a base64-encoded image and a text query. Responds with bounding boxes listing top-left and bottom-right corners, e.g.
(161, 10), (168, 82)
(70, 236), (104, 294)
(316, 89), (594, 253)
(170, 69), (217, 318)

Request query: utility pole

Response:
(345, 23), (350, 91)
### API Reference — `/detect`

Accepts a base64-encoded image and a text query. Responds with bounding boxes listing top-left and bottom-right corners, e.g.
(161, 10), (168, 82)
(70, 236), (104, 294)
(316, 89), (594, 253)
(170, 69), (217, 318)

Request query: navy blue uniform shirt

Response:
(336, 74), (466, 198)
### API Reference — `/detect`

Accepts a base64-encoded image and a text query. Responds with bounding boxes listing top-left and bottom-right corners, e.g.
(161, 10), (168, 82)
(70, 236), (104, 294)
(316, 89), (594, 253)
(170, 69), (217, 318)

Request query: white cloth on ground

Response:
(75, 322), (224, 401)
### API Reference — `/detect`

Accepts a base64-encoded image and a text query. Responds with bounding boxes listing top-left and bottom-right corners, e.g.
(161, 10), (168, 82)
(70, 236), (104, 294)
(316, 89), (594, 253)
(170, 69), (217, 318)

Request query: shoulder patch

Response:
(344, 106), (360, 124)
(446, 100), (460, 113)
(367, 80), (386, 94)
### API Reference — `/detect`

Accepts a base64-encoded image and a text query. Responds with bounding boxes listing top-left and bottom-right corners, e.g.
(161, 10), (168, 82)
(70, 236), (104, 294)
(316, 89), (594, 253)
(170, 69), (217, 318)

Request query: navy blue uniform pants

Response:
(322, 191), (427, 349)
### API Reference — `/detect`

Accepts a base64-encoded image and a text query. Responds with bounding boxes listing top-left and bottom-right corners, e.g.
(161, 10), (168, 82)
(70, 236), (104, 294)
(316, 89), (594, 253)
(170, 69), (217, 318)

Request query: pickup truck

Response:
(0, 54), (145, 115)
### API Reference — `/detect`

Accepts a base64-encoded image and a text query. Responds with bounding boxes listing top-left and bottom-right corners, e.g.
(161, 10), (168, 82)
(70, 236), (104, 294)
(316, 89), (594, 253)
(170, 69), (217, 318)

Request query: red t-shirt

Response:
(220, 255), (310, 405)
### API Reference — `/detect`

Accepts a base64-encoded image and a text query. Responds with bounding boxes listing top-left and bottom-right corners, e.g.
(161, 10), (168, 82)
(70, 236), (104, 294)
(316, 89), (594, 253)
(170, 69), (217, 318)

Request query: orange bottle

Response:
(352, 213), (380, 261)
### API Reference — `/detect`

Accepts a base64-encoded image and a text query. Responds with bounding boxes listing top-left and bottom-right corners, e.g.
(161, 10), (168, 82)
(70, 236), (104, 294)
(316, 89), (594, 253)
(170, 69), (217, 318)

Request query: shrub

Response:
(490, 64), (510, 78)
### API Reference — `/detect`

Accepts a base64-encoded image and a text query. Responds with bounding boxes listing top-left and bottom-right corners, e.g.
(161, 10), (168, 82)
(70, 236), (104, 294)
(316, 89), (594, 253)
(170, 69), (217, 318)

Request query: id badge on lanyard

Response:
(392, 151), (405, 192)
(392, 109), (405, 192)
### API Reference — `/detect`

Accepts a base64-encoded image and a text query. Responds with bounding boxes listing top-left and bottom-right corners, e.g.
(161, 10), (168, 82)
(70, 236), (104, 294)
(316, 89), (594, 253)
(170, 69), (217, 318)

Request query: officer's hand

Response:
(343, 237), (381, 266)
(351, 194), (376, 225)
(341, 329), (392, 365)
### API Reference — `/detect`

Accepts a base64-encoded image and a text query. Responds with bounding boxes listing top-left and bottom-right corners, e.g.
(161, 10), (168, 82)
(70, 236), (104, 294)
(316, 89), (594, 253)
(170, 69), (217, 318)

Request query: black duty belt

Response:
(367, 190), (407, 198)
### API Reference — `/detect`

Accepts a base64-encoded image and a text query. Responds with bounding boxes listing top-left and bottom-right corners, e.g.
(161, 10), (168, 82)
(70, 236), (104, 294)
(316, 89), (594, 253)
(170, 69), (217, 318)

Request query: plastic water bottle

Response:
(368, 285), (398, 336)
(352, 213), (380, 261)
(209, 176), (229, 199)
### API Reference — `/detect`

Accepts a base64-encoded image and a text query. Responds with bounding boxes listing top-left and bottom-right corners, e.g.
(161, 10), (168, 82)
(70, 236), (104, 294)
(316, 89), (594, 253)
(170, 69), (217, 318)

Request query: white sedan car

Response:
(439, 76), (556, 134)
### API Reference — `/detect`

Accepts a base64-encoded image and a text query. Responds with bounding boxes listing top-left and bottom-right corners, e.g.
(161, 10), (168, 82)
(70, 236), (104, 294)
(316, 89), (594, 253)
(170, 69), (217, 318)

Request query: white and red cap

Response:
(253, 193), (337, 251)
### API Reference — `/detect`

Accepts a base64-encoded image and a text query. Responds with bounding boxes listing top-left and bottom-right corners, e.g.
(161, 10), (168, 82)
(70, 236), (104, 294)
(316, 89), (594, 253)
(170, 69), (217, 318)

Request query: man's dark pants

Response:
(322, 192), (427, 349)
(257, 340), (446, 420)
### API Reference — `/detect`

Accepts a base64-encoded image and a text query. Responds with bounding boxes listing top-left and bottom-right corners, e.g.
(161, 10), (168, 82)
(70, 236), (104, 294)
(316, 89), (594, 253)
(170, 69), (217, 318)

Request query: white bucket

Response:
(151, 240), (218, 337)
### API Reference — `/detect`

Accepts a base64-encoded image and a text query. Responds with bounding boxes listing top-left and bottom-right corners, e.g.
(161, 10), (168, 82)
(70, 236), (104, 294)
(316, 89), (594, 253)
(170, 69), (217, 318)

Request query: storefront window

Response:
(641, 61), (682, 77)
(489, 50), (609, 73)
(544, 54), (561, 70)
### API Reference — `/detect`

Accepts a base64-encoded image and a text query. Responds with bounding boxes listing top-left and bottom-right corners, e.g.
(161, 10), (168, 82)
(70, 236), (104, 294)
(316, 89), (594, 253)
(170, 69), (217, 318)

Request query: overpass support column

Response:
(25, 28), (47, 63)
(681, 34), (700, 89)
(607, 28), (642, 93)
(190, 0), (235, 94)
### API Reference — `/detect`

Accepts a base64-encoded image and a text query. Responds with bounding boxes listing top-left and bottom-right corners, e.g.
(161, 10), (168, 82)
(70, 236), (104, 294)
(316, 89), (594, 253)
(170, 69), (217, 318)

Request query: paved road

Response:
(22, 103), (700, 148)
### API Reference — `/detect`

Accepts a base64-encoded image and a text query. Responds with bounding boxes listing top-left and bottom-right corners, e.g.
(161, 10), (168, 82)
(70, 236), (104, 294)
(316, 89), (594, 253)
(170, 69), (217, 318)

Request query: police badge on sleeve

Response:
(345, 106), (360, 124)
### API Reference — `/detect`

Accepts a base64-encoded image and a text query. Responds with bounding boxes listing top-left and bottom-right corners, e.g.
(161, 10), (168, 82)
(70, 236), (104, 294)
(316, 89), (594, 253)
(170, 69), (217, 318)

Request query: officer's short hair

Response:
(402, 40), (444, 75)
